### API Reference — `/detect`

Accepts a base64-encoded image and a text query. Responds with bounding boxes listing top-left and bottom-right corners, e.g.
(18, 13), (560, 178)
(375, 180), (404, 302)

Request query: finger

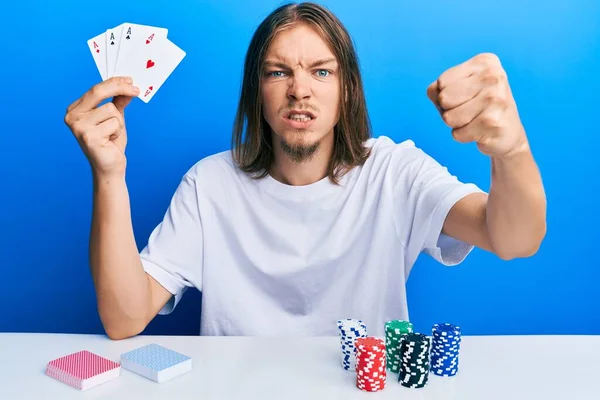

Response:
(426, 80), (443, 113)
(451, 110), (490, 144)
(451, 124), (478, 144)
(85, 117), (123, 145)
(437, 57), (485, 90)
(66, 97), (82, 114)
(112, 94), (136, 113)
(76, 76), (139, 113)
(438, 73), (484, 111)
(88, 102), (124, 126)
(102, 117), (125, 142)
(441, 88), (489, 129)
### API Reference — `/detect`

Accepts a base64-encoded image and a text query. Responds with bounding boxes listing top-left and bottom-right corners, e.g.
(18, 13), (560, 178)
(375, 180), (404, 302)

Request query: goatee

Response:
(280, 131), (321, 163)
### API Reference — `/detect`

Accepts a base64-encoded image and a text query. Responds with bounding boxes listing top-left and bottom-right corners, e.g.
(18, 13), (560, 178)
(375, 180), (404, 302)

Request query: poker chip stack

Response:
(384, 320), (414, 372)
(337, 319), (368, 371)
(354, 337), (387, 392)
(430, 323), (461, 377)
(397, 332), (431, 389)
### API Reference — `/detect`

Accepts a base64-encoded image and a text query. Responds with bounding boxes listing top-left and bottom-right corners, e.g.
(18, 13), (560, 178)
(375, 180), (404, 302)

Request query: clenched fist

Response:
(427, 53), (529, 158)
(64, 76), (140, 177)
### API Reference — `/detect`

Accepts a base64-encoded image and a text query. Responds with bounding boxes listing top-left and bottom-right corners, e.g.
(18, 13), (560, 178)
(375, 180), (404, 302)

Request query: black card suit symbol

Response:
(111, 41), (115, 45)
(126, 35), (130, 39)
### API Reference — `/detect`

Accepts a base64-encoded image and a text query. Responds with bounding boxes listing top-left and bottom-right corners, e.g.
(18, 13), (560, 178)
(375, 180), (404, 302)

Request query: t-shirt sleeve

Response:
(140, 172), (204, 315)
(394, 144), (486, 270)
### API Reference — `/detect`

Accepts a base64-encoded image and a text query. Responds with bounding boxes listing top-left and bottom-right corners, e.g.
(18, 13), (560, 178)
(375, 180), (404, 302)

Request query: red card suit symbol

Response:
(93, 41), (100, 53)
(146, 33), (155, 44)
(145, 86), (154, 97)
(146, 60), (155, 69)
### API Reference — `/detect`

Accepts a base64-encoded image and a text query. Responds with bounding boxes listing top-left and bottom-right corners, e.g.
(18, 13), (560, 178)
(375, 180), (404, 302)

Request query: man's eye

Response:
(268, 71), (286, 77)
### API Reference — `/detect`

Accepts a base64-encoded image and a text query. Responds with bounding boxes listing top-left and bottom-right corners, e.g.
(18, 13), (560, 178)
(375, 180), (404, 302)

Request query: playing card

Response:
(87, 32), (107, 80)
(120, 343), (192, 383)
(113, 36), (186, 103)
(46, 350), (121, 390)
(106, 23), (125, 79)
(113, 23), (168, 76)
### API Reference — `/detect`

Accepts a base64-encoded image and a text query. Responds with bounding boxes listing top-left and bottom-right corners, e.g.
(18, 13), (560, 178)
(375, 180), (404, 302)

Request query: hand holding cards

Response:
(87, 23), (186, 103)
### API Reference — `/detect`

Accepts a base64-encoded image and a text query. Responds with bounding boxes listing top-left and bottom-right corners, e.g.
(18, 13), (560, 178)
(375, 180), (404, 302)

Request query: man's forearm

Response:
(486, 142), (547, 259)
(90, 171), (153, 338)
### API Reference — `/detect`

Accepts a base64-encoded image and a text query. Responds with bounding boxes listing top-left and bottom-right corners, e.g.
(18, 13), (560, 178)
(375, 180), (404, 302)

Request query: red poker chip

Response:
(356, 361), (386, 369)
(358, 379), (386, 384)
(356, 369), (386, 377)
(356, 382), (385, 392)
(357, 384), (385, 389)
(357, 377), (386, 383)
(357, 383), (385, 388)
(356, 369), (385, 377)
(355, 336), (387, 392)
(355, 337), (385, 350)
(357, 373), (386, 380)
(357, 380), (386, 387)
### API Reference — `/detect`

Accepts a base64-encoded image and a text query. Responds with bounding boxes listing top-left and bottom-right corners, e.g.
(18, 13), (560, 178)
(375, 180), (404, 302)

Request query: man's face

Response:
(261, 23), (341, 163)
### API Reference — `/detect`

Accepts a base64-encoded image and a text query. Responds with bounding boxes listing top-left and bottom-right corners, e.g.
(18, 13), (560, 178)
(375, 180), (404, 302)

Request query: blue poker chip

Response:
(429, 323), (462, 377)
(433, 323), (461, 334)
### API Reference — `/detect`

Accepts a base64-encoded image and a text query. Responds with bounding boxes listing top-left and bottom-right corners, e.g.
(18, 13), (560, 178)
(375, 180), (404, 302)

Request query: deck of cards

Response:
(46, 344), (192, 390)
(120, 343), (192, 383)
(45, 350), (121, 391)
(87, 22), (186, 103)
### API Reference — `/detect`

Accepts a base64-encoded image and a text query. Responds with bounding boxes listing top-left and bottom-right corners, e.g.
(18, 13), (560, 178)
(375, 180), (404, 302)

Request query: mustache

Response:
(281, 104), (319, 114)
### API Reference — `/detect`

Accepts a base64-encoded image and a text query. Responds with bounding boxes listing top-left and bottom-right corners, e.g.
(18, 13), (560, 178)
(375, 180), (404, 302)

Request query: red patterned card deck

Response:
(45, 350), (121, 390)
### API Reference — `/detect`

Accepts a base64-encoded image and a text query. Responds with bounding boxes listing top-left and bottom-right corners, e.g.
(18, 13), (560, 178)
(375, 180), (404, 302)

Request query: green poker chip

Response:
(384, 320), (414, 372)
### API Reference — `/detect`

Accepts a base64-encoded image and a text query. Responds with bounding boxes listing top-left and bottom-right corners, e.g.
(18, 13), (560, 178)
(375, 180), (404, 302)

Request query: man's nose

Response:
(287, 73), (312, 100)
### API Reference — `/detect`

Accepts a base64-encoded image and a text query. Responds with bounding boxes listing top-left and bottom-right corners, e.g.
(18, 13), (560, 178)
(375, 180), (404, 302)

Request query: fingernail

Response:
(132, 86), (140, 94)
(125, 77), (133, 84)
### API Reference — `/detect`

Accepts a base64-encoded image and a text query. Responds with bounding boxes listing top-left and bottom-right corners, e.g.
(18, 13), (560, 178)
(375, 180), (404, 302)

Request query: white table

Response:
(1, 333), (598, 399)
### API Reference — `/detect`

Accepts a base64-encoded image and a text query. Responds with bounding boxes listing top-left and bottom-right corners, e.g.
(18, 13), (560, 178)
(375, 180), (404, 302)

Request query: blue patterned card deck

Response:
(120, 343), (192, 383)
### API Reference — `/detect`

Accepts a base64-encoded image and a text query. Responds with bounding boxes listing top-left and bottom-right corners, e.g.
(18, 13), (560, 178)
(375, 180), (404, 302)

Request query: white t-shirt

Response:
(140, 135), (485, 336)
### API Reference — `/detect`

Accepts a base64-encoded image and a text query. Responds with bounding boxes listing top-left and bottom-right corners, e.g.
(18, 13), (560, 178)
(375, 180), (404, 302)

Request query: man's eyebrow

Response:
(263, 57), (338, 69)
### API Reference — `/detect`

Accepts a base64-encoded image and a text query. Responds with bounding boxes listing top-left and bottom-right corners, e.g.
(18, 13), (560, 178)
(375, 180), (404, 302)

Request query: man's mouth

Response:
(284, 110), (317, 121)
(288, 114), (314, 122)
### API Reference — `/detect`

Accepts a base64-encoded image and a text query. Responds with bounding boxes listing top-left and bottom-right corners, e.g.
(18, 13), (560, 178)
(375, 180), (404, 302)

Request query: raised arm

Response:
(65, 77), (173, 339)
(427, 53), (547, 259)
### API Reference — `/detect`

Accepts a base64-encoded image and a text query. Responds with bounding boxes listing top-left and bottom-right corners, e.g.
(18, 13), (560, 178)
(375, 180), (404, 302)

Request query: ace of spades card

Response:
(87, 23), (185, 103)
(105, 23), (125, 79)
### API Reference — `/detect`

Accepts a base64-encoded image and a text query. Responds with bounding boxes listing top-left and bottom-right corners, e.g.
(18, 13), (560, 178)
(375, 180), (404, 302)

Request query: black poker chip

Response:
(397, 332), (431, 389)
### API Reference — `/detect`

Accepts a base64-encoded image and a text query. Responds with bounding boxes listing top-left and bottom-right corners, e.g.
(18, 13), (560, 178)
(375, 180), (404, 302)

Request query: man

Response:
(64, 2), (546, 339)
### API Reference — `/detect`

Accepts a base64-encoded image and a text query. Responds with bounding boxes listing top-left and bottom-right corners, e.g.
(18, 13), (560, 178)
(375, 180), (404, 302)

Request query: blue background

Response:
(1, 0), (598, 336)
